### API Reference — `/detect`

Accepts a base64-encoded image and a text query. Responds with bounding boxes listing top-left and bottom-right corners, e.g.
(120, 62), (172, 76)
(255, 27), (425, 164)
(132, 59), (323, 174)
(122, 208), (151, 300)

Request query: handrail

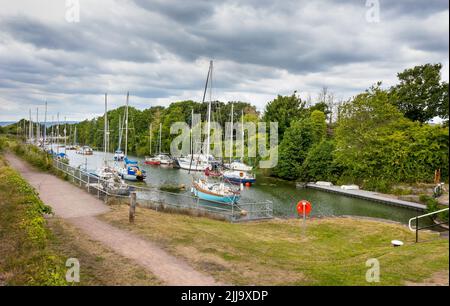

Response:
(408, 208), (449, 231)
(52, 157), (273, 222)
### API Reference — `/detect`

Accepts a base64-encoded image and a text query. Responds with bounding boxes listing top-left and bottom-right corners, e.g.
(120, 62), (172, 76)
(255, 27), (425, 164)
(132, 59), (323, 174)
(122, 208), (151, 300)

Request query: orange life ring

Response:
(296, 200), (312, 216)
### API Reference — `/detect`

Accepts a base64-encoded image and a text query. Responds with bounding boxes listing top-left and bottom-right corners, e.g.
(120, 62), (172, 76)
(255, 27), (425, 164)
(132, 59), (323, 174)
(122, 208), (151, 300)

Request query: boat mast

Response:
(149, 123), (152, 155)
(159, 122), (162, 154)
(118, 114), (122, 151)
(190, 109), (194, 155)
(104, 93), (108, 166)
(64, 116), (67, 154)
(51, 115), (54, 148)
(44, 101), (47, 146)
(229, 103), (233, 163)
(36, 107), (39, 144)
(56, 112), (60, 154)
(28, 109), (32, 142)
(189, 60), (212, 174)
(124, 92), (129, 157)
(206, 60), (213, 160)
(241, 109), (244, 162)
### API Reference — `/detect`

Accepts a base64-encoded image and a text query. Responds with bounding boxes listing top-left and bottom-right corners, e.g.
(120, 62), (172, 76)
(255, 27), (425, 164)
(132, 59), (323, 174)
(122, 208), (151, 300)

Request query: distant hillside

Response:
(0, 121), (78, 127)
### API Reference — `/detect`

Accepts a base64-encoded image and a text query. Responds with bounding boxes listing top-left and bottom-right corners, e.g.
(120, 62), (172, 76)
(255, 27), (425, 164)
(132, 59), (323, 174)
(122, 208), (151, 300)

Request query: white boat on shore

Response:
(176, 154), (215, 171)
(224, 161), (253, 172)
(76, 145), (93, 155)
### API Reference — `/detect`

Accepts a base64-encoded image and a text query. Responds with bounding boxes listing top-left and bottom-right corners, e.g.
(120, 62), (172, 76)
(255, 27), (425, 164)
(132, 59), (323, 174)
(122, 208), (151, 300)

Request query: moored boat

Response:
(76, 145), (93, 155)
(224, 161), (253, 172)
(114, 149), (125, 161)
(144, 156), (161, 165)
(192, 179), (240, 204)
(117, 157), (146, 181)
(223, 170), (256, 185)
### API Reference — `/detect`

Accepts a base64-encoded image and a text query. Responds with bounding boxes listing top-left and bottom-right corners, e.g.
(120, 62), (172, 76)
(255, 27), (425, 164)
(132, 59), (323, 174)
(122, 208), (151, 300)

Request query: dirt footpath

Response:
(5, 153), (219, 286)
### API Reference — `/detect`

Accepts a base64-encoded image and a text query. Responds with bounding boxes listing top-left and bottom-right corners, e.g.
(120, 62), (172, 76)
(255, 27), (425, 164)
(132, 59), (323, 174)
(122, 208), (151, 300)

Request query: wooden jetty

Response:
(304, 183), (426, 211)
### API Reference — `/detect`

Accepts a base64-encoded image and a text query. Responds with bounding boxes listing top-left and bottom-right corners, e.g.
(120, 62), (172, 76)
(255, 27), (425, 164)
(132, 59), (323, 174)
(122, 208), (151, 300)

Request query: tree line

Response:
(2, 63), (448, 191)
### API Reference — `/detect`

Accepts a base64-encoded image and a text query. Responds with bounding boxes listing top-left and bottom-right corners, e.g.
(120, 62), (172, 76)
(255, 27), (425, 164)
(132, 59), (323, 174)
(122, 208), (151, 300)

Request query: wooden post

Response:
(129, 192), (136, 223)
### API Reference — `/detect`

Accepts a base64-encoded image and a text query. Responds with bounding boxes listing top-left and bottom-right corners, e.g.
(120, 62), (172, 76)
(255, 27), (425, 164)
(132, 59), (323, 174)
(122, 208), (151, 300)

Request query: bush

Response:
(12, 142), (53, 172)
(361, 178), (392, 193)
(300, 140), (338, 182)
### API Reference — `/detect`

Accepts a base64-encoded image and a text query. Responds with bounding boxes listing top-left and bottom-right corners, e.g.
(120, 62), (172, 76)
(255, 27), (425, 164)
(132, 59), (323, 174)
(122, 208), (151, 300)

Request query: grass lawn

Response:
(101, 204), (449, 286)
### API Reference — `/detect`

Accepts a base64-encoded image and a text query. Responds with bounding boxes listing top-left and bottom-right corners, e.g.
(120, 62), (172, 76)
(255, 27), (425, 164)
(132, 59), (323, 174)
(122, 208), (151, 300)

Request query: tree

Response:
(274, 111), (326, 180)
(263, 93), (306, 141)
(317, 87), (334, 124)
(300, 140), (337, 182)
(390, 63), (449, 123)
(335, 84), (449, 190)
(334, 85), (407, 188)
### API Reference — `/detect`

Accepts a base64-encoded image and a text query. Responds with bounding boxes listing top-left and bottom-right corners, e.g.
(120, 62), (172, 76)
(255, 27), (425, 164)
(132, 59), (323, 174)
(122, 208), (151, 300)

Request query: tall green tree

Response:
(335, 84), (449, 190)
(300, 140), (337, 182)
(274, 110), (326, 180)
(263, 93), (306, 141)
(390, 63), (449, 122)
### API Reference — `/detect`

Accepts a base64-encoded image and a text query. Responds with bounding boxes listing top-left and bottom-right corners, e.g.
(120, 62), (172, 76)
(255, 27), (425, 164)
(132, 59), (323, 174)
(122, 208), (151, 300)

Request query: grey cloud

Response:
(0, 0), (448, 121)
(132, 0), (215, 24)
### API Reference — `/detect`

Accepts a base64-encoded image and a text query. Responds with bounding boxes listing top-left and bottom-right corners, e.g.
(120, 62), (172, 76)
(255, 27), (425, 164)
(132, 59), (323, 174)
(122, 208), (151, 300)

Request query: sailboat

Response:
(175, 105), (215, 171)
(191, 61), (240, 204)
(144, 123), (160, 165)
(115, 92), (146, 181)
(88, 96), (130, 196)
(66, 126), (78, 150)
(93, 94), (119, 180)
(223, 109), (253, 172)
(223, 107), (256, 185)
(145, 123), (173, 165)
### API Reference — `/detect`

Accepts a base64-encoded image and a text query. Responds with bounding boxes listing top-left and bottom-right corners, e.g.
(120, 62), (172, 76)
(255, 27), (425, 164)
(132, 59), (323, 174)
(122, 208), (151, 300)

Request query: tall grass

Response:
(0, 156), (67, 285)
(10, 141), (54, 172)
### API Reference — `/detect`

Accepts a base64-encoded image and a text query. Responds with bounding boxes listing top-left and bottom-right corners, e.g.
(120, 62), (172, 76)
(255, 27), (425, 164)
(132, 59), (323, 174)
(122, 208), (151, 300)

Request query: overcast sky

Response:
(0, 0), (448, 121)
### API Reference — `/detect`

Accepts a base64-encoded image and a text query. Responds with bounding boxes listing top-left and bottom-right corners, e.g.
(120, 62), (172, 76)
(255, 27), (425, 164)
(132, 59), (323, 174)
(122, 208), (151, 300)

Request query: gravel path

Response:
(5, 153), (218, 286)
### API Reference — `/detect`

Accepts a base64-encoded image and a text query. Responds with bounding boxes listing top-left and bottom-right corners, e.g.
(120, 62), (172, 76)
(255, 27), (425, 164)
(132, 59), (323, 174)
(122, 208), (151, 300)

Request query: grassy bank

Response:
(0, 155), (66, 285)
(0, 151), (160, 285)
(101, 205), (449, 286)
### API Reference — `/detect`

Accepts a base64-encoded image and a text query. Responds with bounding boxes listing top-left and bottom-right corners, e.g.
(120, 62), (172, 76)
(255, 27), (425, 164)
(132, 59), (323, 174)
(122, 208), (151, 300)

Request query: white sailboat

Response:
(115, 92), (146, 181)
(145, 122), (174, 165)
(223, 106), (256, 185)
(224, 109), (253, 172)
(176, 109), (212, 171)
(94, 93), (119, 180)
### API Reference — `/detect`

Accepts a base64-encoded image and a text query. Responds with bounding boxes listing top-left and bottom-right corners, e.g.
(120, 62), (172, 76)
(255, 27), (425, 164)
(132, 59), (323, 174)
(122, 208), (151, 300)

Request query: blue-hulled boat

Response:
(192, 179), (240, 204)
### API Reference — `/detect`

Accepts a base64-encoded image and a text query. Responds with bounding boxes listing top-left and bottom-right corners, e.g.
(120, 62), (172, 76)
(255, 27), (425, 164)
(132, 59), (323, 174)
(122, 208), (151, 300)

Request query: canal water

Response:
(59, 147), (423, 224)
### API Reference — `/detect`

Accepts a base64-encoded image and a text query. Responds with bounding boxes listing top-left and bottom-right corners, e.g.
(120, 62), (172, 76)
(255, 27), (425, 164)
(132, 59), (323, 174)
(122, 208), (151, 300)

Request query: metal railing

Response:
(52, 158), (273, 222)
(52, 158), (128, 201)
(130, 184), (273, 222)
(408, 208), (449, 242)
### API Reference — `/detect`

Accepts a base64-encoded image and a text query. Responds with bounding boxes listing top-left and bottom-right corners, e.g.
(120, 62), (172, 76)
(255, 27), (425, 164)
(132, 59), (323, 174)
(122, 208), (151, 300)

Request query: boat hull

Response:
(224, 176), (256, 184)
(193, 188), (240, 204)
(144, 161), (161, 165)
(120, 174), (145, 181)
(192, 182), (240, 204)
(177, 160), (209, 171)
